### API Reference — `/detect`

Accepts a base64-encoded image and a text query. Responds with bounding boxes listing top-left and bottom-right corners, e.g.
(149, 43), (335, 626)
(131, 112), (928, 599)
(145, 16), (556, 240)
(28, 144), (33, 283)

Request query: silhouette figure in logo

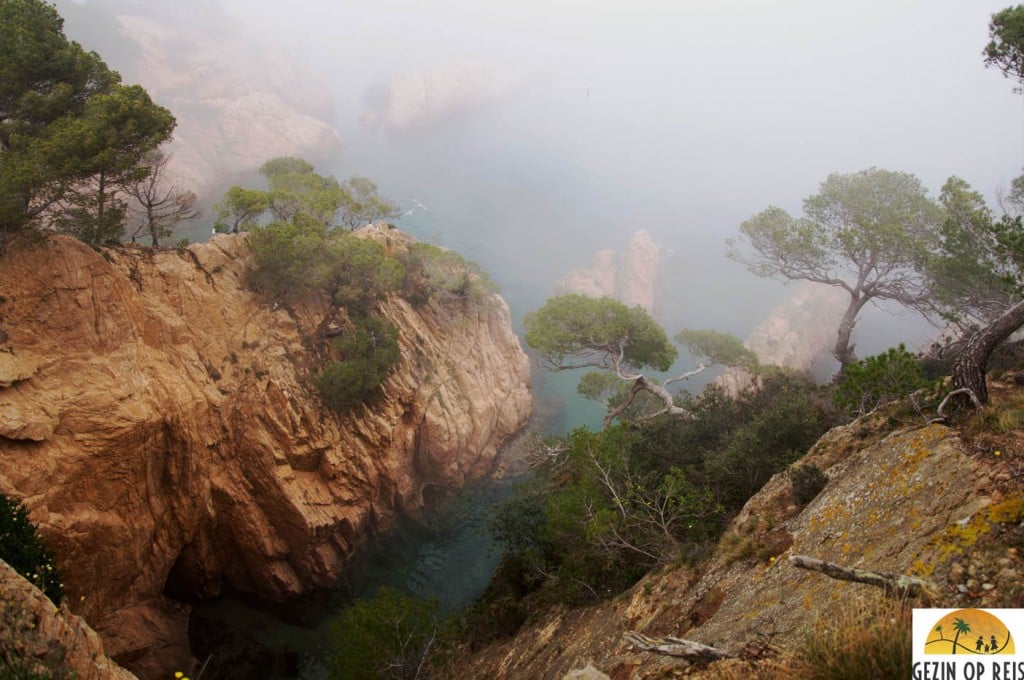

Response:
(977, 636), (985, 652)
(991, 635), (999, 653)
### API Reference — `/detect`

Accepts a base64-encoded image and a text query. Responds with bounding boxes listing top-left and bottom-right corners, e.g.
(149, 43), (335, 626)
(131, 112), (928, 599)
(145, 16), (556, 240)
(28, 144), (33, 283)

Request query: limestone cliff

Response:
(0, 229), (531, 677)
(449, 382), (1024, 679)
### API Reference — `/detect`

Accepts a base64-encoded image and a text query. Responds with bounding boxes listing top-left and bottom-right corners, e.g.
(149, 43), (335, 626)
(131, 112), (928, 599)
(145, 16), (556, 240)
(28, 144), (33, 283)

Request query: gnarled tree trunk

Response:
(949, 298), (1024, 408)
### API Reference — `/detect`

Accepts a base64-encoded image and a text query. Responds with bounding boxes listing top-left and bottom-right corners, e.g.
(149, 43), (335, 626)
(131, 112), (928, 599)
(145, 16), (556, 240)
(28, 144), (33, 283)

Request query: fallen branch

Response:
(624, 631), (734, 664)
(932, 387), (983, 422)
(788, 554), (937, 601)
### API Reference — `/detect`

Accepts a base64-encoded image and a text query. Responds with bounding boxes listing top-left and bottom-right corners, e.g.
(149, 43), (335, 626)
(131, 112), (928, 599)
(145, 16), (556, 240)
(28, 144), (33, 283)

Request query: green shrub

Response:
(0, 493), (62, 605)
(402, 243), (499, 309)
(313, 316), (400, 411)
(249, 219), (403, 311)
(487, 371), (830, 609)
(790, 464), (828, 506)
(329, 587), (452, 680)
(833, 344), (929, 417)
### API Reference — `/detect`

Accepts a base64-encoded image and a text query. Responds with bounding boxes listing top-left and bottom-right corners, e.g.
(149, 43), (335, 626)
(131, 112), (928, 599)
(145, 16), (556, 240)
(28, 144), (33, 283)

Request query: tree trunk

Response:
(834, 293), (869, 366)
(950, 298), (1024, 408)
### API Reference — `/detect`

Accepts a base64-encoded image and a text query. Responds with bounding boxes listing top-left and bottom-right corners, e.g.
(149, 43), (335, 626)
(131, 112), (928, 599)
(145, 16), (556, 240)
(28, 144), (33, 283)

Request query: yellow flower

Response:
(175, 673), (184, 679)
(995, 450), (1002, 456)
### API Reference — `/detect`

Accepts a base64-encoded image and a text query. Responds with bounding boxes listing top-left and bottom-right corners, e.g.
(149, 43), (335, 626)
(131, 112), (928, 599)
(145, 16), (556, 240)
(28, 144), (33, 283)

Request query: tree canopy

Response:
(985, 5), (1024, 85)
(523, 294), (754, 427)
(729, 167), (944, 366)
(215, 156), (401, 233)
(0, 0), (174, 241)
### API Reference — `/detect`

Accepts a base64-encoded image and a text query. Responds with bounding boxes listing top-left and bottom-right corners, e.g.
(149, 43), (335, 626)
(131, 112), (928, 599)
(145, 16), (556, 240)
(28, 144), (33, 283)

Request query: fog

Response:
(59, 0), (1024, 426)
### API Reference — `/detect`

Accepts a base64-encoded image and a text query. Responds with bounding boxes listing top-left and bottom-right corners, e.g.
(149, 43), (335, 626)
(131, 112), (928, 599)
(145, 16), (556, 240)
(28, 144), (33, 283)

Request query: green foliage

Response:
(0, 493), (62, 604)
(328, 236), (405, 310)
(313, 316), (400, 411)
(401, 242), (499, 309)
(702, 373), (826, 509)
(833, 345), (930, 417)
(730, 168), (944, 364)
(675, 329), (758, 370)
(0, 0), (174, 240)
(260, 156), (345, 226)
(328, 587), (451, 680)
(789, 464), (828, 506)
(248, 218), (332, 300)
(930, 177), (1022, 326)
(488, 370), (828, 618)
(337, 176), (402, 230)
(985, 5), (1024, 86)
(523, 294), (677, 373)
(219, 157), (401, 232)
(248, 219), (403, 309)
(213, 186), (270, 234)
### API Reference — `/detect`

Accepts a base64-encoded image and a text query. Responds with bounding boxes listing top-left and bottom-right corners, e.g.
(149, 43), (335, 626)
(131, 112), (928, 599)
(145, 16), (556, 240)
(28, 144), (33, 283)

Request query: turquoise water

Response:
(187, 477), (523, 679)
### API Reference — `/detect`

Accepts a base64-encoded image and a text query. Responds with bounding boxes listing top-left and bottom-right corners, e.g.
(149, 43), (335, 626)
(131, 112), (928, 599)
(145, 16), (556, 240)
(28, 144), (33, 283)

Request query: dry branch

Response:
(788, 554), (937, 601)
(624, 631), (734, 664)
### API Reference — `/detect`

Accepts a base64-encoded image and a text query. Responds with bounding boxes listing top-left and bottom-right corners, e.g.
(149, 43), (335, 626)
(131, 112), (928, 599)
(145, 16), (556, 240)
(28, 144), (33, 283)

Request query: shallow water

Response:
(188, 477), (521, 679)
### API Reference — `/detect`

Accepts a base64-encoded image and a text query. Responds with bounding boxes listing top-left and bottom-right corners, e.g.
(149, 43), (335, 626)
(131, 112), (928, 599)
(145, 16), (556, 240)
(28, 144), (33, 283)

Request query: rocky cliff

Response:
(556, 230), (661, 311)
(449, 382), (1024, 678)
(0, 229), (531, 677)
(0, 560), (136, 680)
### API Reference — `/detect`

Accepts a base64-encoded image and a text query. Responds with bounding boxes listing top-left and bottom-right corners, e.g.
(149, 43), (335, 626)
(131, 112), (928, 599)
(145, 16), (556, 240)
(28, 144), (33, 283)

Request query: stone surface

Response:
(449, 410), (1016, 679)
(0, 560), (136, 680)
(0, 230), (531, 677)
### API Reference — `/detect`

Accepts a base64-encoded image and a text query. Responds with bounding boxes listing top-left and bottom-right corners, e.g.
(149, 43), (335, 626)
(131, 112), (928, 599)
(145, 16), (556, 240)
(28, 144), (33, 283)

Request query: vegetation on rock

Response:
(0, 0), (177, 244)
(329, 587), (453, 680)
(0, 493), (62, 605)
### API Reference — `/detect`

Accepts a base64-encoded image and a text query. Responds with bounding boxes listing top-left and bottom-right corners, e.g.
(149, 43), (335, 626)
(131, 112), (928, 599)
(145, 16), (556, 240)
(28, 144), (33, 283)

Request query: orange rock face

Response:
(0, 231), (532, 677)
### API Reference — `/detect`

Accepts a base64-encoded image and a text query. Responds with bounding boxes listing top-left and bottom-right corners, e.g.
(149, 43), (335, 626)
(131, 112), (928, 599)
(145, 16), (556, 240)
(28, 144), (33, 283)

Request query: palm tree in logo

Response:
(935, 624), (944, 641)
(951, 617), (972, 654)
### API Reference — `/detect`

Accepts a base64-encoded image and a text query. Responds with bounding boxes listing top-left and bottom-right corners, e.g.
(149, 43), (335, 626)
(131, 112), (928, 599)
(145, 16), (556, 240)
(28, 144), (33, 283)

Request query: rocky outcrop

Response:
(0, 229), (531, 677)
(0, 560), (136, 680)
(449, 384), (1023, 678)
(718, 282), (847, 393)
(556, 230), (661, 311)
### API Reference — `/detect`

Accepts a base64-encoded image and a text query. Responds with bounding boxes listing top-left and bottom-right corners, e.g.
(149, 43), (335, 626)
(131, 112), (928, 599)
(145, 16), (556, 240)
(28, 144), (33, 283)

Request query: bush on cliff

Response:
(399, 243), (499, 309)
(248, 218), (404, 310)
(487, 371), (828, 613)
(833, 344), (933, 418)
(313, 315), (401, 412)
(0, 493), (62, 605)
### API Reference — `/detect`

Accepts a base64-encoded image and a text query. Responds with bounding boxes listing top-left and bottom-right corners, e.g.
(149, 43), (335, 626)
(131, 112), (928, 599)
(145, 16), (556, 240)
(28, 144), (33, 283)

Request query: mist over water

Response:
(59, 0), (1024, 397)
(217, 0), (1021, 387)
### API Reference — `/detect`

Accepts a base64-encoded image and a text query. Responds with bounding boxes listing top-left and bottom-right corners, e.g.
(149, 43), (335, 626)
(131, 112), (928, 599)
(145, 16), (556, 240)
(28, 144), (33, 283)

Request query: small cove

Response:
(186, 476), (521, 679)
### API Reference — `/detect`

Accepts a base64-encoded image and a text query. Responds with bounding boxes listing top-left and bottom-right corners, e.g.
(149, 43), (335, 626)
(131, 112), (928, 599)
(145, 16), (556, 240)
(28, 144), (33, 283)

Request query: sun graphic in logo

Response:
(925, 609), (1015, 655)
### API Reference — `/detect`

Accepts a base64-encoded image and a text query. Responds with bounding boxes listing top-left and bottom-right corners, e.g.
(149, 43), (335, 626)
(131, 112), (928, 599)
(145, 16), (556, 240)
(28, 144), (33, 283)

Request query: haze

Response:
(59, 0), (1024, 425)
